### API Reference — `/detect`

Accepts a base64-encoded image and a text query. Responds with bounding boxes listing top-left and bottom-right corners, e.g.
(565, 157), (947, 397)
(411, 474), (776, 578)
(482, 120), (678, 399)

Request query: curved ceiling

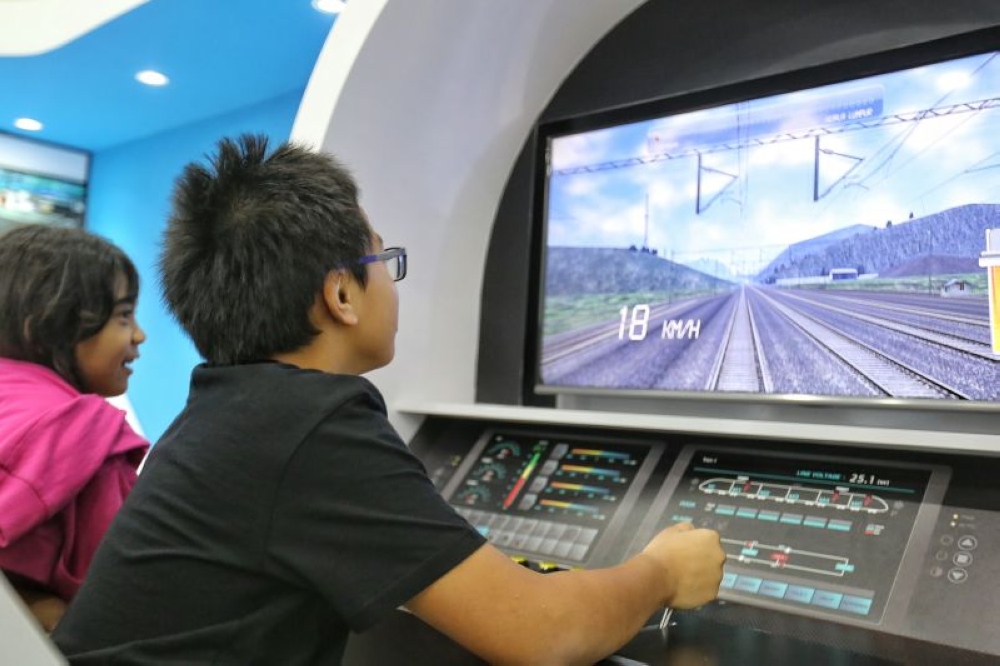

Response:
(0, 0), (149, 57)
(0, 0), (337, 151)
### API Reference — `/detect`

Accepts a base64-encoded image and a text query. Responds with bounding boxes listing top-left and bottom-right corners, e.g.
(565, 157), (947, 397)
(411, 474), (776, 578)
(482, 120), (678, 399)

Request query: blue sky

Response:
(546, 51), (1000, 277)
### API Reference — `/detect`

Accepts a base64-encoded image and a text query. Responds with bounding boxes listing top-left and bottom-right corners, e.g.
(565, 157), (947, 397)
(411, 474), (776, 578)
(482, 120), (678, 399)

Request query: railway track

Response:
(756, 289), (969, 399)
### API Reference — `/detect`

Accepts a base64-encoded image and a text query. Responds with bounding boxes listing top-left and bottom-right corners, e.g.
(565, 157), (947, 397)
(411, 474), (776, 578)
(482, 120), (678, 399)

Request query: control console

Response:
(426, 427), (1000, 658)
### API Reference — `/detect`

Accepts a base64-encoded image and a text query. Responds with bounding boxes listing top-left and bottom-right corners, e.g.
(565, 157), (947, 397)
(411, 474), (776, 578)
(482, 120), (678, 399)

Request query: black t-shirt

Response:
(53, 362), (485, 665)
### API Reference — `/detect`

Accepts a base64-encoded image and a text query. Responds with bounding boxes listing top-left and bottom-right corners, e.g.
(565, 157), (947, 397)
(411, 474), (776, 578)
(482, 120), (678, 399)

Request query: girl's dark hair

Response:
(0, 224), (139, 390)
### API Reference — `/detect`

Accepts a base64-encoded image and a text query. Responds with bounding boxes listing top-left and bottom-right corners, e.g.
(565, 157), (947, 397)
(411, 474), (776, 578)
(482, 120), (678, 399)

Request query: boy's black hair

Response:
(0, 223), (140, 390)
(159, 134), (371, 365)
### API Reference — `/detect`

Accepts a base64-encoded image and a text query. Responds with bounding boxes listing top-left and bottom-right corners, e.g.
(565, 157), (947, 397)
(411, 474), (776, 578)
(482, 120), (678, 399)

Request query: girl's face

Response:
(74, 277), (146, 396)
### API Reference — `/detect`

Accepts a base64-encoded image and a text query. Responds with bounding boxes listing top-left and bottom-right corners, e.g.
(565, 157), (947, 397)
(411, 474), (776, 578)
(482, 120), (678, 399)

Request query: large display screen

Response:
(443, 431), (661, 566)
(631, 447), (949, 625)
(533, 32), (1000, 405)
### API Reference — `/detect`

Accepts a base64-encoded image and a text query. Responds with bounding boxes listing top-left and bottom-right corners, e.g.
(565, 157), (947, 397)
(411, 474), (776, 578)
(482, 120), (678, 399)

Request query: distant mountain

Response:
(759, 224), (872, 278)
(757, 204), (999, 281)
(880, 255), (982, 278)
(545, 247), (734, 296)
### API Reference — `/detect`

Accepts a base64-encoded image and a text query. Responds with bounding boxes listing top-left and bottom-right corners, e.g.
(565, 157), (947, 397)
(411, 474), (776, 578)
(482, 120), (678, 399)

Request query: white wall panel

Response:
(294, 0), (646, 439)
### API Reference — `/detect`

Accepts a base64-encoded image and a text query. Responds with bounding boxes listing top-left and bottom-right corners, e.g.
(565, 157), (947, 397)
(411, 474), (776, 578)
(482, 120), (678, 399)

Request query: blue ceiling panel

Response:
(0, 0), (336, 150)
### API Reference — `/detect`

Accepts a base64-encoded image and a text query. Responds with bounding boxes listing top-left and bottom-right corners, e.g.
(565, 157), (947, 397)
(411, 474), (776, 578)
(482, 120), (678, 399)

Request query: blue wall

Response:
(86, 91), (303, 442)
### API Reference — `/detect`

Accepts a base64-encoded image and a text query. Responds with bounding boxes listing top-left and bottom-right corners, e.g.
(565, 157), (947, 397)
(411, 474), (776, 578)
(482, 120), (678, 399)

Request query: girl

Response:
(0, 224), (149, 631)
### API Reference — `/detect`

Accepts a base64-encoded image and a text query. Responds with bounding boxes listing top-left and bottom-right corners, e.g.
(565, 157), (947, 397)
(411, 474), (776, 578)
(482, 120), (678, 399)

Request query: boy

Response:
(54, 135), (725, 665)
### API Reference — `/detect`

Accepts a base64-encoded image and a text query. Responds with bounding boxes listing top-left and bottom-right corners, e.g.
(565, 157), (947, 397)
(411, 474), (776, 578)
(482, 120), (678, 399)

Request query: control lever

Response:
(595, 608), (670, 666)
(599, 655), (649, 666)
(658, 606), (674, 633)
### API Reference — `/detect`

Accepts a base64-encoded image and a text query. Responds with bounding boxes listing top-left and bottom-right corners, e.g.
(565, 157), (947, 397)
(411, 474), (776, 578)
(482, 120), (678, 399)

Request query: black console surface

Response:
(360, 416), (1000, 664)
(343, 604), (999, 666)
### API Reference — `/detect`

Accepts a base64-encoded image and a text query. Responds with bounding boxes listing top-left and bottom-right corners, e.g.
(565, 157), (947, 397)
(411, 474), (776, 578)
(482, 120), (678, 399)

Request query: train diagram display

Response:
(631, 447), (950, 625)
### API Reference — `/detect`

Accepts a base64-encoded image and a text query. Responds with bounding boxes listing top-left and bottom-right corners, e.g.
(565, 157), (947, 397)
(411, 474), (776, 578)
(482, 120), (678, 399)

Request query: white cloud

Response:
(550, 130), (613, 171)
(936, 70), (971, 93)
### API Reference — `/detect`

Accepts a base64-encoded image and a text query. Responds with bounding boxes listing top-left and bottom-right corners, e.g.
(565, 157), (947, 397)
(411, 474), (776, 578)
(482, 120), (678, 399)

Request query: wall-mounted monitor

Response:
(530, 28), (1000, 409)
(0, 132), (89, 232)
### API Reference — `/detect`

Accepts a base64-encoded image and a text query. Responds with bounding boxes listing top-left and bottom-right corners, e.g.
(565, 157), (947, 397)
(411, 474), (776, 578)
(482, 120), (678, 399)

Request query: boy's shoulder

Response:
(183, 361), (387, 430)
(151, 363), (391, 473)
(194, 361), (379, 396)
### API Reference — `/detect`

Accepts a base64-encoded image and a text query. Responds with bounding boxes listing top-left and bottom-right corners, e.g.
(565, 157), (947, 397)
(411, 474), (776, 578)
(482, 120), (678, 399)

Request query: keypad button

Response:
(947, 568), (969, 584)
(811, 590), (844, 610)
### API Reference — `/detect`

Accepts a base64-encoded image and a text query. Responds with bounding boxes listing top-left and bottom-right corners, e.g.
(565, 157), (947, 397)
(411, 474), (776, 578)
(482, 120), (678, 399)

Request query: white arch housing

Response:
(293, 0), (646, 438)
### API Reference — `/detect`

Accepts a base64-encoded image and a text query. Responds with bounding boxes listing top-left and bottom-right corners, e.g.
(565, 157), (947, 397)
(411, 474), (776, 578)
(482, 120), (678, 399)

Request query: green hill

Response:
(545, 246), (733, 297)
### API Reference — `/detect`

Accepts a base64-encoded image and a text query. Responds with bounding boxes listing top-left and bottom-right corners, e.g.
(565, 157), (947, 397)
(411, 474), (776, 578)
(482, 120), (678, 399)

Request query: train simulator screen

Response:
(534, 42), (1000, 404)
(632, 447), (947, 625)
(442, 432), (661, 566)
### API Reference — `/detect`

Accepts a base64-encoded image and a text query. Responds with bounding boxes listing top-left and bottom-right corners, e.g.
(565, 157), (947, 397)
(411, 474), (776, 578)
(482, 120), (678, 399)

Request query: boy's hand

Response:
(641, 522), (726, 609)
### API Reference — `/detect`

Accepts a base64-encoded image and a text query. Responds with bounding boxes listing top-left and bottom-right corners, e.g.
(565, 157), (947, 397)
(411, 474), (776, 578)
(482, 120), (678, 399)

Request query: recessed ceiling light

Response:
(312, 0), (346, 14)
(14, 117), (43, 131)
(136, 69), (169, 86)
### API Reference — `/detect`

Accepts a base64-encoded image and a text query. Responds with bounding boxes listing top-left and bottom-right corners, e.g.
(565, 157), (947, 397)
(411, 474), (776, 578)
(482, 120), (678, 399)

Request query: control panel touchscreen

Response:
(633, 447), (949, 625)
(443, 432), (661, 566)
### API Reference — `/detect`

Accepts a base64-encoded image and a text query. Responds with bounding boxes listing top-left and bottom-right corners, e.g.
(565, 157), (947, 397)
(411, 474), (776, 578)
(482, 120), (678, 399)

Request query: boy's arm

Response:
(406, 522), (724, 666)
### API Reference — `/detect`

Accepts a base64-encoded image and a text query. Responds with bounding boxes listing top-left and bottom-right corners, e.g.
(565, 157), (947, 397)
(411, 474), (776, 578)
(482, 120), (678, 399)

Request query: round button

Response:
(947, 568), (969, 584)
(953, 552), (973, 567)
(929, 566), (944, 578)
(957, 535), (978, 551)
(935, 549), (949, 561)
(939, 535), (954, 546)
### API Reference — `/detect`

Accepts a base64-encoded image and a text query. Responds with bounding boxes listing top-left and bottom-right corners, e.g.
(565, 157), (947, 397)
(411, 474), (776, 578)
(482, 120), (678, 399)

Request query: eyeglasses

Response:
(357, 246), (407, 282)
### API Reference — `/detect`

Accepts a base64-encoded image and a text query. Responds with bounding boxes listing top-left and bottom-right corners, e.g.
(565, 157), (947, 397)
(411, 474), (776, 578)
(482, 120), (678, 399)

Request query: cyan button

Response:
(784, 585), (815, 604)
(758, 580), (788, 599)
(734, 576), (763, 594)
(757, 511), (780, 522)
(721, 572), (738, 589)
(840, 595), (873, 615)
(812, 590), (844, 610)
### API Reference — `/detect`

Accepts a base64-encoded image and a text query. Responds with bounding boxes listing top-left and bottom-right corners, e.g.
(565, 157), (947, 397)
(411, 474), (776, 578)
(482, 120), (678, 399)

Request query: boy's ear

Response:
(321, 270), (359, 326)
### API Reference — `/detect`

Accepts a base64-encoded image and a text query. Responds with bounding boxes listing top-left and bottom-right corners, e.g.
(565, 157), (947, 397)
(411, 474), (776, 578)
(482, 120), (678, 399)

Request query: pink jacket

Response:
(0, 358), (148, 599)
